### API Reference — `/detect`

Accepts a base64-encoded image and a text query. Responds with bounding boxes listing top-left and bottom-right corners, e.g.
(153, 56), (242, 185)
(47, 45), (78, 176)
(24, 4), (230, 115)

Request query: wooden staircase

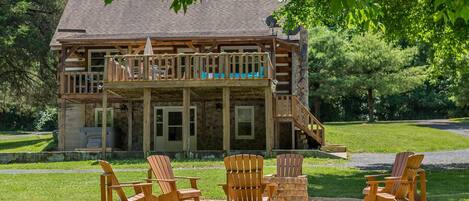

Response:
(274, 95), (325, 147)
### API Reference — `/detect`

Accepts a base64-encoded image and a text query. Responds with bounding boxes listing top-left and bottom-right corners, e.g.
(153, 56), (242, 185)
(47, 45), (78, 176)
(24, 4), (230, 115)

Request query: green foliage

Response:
(346, 33), (425, 96)
(308, 27), (350, 101)
(0, 0), (64, 109)
(309, 28), (426, 121)
(0, 0), (64, 130)
(33, 107), (57, 131)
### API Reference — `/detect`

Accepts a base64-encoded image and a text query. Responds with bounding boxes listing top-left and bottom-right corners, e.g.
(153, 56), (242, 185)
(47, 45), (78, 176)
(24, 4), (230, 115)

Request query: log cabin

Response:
(51, 0), (324, 154)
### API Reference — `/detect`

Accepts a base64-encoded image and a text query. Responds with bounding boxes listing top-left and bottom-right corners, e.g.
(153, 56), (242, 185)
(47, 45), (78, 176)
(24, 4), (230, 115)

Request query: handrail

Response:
(104, 52), (274, 82)
(61, 71), (103, 94)
(274, 95), (325, 145)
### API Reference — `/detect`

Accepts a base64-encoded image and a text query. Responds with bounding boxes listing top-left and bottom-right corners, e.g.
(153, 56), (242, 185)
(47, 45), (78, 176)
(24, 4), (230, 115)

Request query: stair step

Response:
(321, 144), (347, 153)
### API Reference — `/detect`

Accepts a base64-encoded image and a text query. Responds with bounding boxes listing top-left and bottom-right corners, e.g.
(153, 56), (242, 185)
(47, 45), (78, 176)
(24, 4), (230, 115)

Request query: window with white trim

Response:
(95, 108), (114, 127)
(88, 49), (119, 72)
(235, 106), (255, 140)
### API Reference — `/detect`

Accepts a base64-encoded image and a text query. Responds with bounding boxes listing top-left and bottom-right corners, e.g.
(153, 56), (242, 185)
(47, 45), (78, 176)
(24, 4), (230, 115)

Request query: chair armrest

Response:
(367, 178), (408, 185)
(153, 178), (177, 183)
(109, 183), (152, 189)
(119, 181), (144, 185)
(175, 176), (200, 180)
(365, 174), (391, 181)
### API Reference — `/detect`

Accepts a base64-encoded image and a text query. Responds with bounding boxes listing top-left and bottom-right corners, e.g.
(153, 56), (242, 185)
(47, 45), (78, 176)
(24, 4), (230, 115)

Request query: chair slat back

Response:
(277, 153), (304, 177)
(387, 152), (414, 193)
(147, 155), (176, 194)
(224, 154), (264, 201)
(99, 160), (128, 201)
(391, 152), (414, 177)
(393, 154), (424, 198)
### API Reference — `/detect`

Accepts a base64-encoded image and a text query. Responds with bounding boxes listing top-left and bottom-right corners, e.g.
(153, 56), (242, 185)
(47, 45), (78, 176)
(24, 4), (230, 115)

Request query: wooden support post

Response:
(223, 87), (230, 152)
(101, 90), (108, 154)
(143, 88), (151, 154)
(127, 101), (133, 151)
(182, 88), (191, 153)
(265, 87), (274, 155)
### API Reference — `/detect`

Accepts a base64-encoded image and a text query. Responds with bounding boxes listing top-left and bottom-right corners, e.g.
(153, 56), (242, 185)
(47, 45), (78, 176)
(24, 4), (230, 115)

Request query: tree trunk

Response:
(367, 88), (375, 122)
(312, 96), (321, 120)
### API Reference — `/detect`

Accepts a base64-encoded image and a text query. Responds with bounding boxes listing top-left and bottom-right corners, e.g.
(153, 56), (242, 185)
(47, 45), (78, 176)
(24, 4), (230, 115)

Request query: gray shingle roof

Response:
(51, 0), (289, 47)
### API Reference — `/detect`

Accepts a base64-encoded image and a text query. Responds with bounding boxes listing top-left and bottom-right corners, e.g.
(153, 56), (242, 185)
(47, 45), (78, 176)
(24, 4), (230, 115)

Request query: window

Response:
(88, 49), (119, 72)
(235, 106), (255, 139)
(155, 108), (163, 136)
(95, 108), (113, 127)
(154, 107), (197, 140)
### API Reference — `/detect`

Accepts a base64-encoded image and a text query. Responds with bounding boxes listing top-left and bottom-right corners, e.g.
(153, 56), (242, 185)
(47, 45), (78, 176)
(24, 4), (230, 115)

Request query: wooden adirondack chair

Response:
(146, 155), (201, 201)
(220, 154), (277, 201)
(99, 160), (158, 201)
(276, 153), (304, 177)
(263, 153), (308, 201)
(363, 152), (427, 201)
(364, 154), (425, 201)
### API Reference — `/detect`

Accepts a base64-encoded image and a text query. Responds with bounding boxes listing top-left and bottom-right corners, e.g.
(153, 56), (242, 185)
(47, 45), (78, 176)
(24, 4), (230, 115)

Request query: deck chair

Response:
(363, 152), (427, 201)
(147, 155), (201, 201)
(220, 154), (277, 201)
(275, 153), (305, 177)
(364, 154), (425, 201)
(99, 160), (158, 201)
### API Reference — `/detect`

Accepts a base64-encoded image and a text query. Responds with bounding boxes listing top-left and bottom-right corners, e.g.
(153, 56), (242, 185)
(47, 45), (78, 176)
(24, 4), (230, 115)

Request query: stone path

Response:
(348, 149), (469, 170)
(415, 119), (469, 137)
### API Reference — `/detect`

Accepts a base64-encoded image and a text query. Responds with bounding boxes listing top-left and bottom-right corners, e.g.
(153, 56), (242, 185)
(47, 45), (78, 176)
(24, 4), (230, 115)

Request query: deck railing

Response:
(275, 95), (325, 145)
(104, 52), (274, 82)
(61, 72), (103, 94)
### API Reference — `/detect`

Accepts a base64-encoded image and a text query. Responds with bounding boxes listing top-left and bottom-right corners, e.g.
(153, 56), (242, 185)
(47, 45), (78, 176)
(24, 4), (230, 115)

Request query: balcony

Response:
(103, 52), (274, 89)
(61, 72), (103, 94)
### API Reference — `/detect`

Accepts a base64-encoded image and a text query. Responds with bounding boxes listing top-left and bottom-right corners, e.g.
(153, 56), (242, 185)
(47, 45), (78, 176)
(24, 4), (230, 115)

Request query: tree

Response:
(345, 33), (425, 122)
(0, 0), (64, 110)
(308, 27), (350, 117)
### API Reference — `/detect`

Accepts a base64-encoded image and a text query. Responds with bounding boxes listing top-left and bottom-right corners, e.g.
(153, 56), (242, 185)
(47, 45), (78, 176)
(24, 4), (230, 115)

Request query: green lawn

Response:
(325, 122), (469, 153)
(0, 157), (344, 170)
(450, 117), (469, 123)
(0, 161), (467, 200)
(0, 132), (55, 153)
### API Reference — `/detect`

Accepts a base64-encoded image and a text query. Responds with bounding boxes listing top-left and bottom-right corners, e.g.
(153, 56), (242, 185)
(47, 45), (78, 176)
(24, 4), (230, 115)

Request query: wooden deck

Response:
(104, 52), (274, 88)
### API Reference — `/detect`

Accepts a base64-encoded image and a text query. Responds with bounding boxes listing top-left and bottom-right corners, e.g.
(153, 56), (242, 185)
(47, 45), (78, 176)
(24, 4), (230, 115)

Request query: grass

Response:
(0, 161), (467, 200)
(0, 157), (344, 170)
(0, 132), (55, 153)
(450, 117), (469, 123)
(325, 122), (469, 153)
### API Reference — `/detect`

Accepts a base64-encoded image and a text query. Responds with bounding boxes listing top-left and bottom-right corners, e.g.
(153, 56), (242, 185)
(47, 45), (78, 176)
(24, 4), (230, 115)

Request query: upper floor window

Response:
(88, 49), (119, 72)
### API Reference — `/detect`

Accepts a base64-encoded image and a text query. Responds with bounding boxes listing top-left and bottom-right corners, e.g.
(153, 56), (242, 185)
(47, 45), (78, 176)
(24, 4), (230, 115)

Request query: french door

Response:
(154, 106), (197, 151)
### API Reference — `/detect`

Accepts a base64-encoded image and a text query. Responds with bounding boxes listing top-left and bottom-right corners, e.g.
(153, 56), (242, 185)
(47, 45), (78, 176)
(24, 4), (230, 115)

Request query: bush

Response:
(34, 107), (58, 131)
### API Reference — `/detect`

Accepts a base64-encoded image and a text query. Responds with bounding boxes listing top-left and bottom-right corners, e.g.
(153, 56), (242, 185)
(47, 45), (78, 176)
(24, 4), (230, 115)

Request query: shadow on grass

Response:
(307, 171), (371, 198)
(0, 138), (54, 152)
